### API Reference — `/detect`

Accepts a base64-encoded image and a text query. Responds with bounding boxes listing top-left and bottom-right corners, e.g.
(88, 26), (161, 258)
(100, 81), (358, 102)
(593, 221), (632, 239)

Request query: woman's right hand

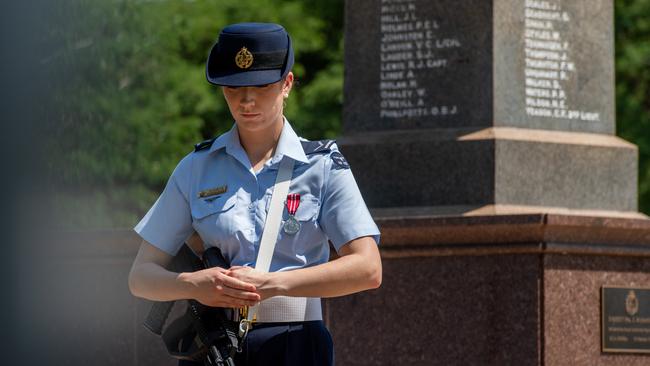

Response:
(180, 267), (261, 308)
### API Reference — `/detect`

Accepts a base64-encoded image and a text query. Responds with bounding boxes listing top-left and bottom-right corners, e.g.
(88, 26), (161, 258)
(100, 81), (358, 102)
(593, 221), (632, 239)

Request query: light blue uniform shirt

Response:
(135, 120), (380, 272)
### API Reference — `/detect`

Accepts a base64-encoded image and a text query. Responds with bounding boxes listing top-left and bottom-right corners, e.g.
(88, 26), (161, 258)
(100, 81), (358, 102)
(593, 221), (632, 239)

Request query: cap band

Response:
(229, 50), (286, 72)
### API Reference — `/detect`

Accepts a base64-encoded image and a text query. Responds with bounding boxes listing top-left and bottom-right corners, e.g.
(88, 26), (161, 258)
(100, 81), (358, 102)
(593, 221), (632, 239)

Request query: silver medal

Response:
(283, 215), (301, 235)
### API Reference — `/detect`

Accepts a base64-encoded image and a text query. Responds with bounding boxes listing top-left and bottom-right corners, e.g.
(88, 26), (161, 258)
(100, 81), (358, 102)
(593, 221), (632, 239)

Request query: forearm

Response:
(128, 262), (195, 302)
(272, 254), (380, 298)
(264, 236), (382, 299)
(129, 240), (260, 307)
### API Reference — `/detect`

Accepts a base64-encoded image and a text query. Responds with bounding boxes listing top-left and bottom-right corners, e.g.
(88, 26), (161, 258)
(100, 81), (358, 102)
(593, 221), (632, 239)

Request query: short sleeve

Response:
(134, 156), (194, 256)
(319, 151), (380, 252)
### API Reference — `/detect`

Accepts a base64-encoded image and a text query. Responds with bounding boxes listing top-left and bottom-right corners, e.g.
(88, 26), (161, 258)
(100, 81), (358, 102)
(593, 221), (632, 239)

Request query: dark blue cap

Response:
(206, 23), (294, 87)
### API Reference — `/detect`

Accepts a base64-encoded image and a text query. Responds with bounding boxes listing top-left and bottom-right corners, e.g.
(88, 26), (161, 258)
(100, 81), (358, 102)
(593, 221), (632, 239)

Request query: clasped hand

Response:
(188, 266), (273, 308)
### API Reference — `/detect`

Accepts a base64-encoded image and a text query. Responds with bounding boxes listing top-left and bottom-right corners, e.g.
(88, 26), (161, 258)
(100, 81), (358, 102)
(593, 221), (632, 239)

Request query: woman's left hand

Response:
(228, 266), (278, 301)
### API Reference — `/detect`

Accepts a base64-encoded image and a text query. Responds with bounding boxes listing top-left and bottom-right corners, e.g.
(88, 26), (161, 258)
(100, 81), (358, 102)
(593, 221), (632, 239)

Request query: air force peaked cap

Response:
(206, 23), (294, 87)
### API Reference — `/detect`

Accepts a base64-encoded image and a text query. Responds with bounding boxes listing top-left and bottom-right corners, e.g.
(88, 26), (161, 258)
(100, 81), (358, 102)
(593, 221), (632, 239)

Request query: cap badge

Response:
(235, 47), (254, 69)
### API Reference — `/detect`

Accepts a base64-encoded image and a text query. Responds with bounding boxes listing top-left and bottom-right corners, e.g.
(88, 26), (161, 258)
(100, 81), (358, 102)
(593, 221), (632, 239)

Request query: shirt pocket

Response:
(191, 193), (238, 243)
(267, 193), (325, 261)
(283, 194), (321, 222)
(264, 193), (321, 221)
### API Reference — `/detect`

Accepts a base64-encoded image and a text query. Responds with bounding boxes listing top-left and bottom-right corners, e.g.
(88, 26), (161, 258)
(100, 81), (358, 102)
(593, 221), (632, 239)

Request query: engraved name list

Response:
(523, 0), (600, 122)
(379, 0), (460, 120)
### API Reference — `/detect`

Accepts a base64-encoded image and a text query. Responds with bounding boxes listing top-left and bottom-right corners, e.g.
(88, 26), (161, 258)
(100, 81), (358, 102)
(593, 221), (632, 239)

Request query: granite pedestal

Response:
(337, 0), (650, 364)
(325, 215), (650, 365)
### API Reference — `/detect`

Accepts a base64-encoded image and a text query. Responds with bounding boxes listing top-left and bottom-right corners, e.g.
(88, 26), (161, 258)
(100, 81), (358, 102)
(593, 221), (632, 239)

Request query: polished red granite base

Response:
(544, 255), (650, 366)
(325, 214), (650, 366)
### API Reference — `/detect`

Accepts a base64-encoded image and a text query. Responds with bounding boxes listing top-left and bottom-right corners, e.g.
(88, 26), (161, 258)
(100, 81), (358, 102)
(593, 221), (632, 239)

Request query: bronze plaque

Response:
(601, 286), (650, 354)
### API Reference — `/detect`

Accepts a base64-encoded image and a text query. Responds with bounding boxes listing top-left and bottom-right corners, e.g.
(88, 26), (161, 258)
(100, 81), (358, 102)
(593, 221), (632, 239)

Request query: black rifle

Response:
(144, 244), (239, 366)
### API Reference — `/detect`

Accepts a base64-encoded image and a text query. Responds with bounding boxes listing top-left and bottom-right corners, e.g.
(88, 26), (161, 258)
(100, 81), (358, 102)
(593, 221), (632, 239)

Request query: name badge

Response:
(198, 185), (228, 198)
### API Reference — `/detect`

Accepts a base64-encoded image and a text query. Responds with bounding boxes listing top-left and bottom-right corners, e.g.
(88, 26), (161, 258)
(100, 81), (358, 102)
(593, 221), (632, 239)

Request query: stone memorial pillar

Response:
(325, 1), (650, 365)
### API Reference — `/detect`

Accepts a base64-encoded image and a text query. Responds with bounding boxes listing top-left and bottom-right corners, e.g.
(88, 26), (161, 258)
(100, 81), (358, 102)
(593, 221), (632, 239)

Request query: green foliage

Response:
(46, 0), (344, 228)
(615, 0), (650, 214)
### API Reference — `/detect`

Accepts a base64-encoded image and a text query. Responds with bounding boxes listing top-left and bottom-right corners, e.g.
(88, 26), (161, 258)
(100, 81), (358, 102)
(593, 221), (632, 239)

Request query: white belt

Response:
(254, 296), (322, 323)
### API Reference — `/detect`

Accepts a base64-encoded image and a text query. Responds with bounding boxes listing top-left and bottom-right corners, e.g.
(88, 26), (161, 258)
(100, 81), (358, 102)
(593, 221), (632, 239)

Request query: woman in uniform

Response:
(128, 22), (381, 366)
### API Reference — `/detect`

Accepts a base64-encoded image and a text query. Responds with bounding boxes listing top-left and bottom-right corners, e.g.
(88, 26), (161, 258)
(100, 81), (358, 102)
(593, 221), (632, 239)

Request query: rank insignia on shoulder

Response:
(194, 138), (216, 152)
(198, 185), (227, 198)
(301, 139), (336, 155)
(331, 151), (350, 169)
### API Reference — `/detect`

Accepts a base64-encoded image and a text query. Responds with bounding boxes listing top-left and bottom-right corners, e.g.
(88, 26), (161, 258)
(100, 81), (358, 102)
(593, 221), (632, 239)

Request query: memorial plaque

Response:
(344, 0), (614, 134)
(601, 286), (650, 354)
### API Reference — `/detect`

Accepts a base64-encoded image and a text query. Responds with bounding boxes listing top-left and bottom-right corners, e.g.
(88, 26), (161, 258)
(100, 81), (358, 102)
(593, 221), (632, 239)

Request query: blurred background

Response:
(39, 0), (348, 229)
(0, 0), (648, 364)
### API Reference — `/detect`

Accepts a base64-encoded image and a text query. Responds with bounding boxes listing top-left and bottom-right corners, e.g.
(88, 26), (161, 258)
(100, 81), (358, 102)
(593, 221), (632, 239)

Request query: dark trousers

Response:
(178, 320), (334, 366)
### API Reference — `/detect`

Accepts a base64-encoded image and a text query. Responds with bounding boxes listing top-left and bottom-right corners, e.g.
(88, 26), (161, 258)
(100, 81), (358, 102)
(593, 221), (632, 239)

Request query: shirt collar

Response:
(270, 118), (309, 165)
(208, 118), (309, 165)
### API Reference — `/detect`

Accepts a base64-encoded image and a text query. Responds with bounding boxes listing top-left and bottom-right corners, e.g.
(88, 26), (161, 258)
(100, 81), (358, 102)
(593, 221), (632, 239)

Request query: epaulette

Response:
(194, 138), (216, 152)
(300, 139), (336, 155)
(301, 139), (350, 169)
